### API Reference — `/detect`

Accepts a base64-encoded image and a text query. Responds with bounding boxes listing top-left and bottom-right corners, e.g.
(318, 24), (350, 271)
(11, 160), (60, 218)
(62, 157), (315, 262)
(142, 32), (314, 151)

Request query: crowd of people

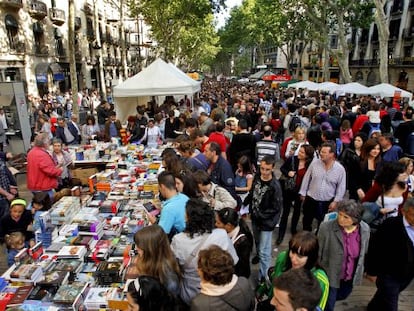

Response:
(0, 80), (414, 310)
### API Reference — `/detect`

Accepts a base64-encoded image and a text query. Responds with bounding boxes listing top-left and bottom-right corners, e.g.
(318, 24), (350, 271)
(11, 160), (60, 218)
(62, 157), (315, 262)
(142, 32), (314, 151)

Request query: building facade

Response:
(350, 0), (414, 89)
(0, 0), (151, 97)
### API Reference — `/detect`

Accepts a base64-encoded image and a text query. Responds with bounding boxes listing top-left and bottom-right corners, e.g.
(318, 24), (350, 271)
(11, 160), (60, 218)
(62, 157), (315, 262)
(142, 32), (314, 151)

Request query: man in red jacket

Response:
(27, 133), (62, 199)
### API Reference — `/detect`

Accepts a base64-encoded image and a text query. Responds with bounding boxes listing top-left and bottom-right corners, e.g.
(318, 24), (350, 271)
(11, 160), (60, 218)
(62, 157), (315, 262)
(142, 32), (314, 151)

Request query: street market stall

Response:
(113, 58), (201, 121)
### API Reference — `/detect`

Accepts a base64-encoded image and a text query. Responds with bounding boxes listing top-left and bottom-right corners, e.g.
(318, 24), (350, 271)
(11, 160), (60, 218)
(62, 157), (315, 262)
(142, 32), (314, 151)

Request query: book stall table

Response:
(0, 144), (168, 310)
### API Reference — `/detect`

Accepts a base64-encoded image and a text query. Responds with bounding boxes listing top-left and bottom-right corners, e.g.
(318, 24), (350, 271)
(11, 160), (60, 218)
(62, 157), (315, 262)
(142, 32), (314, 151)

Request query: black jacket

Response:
(244, 174), (282, 231)
(366, 216), (414, 278)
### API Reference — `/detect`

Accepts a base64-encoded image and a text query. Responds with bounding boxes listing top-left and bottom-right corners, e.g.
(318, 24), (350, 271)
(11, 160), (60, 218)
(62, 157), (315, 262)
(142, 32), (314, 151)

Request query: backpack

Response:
(288, 115), (302, 132)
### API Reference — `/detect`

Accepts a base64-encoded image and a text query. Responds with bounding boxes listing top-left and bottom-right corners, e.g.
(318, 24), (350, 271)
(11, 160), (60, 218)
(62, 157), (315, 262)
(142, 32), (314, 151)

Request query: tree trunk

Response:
(68, 0), (78, 118)
(119, 0), (128, 80)
(94, 0), (106, 99)
(336, 12), (352, 83)
(374, 0), (389, 83)
(323, 46), (329, 81)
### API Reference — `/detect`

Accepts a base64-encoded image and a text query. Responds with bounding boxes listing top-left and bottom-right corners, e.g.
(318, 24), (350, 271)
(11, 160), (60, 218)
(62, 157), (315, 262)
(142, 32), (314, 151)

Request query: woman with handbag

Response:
(277, 145), (315, 245)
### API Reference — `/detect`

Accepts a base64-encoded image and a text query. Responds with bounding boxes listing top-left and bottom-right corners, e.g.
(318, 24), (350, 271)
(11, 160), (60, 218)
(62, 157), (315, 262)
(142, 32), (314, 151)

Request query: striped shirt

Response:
(255, 139), (280, 165)
(299, 159), (346, 202)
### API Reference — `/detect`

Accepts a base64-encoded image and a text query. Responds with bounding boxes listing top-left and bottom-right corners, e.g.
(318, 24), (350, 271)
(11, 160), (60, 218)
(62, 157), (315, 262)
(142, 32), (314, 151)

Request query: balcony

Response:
(389, 57), (414, 66)
(33, 44), (49, 56)
(349, 59), (379, 67)
(11, 40), (25, 54)
(28, 1), (47, 20)
(0, 0), (23, 10)
(49, 8), (65, 26)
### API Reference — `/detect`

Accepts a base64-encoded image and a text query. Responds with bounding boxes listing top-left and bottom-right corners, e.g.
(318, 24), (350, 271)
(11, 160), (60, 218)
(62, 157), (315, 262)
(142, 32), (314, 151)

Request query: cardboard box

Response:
(71, 168), (98, 185)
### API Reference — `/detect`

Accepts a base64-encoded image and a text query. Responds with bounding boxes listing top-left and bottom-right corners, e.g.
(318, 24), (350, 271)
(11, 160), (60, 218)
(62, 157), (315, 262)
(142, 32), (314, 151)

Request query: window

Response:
(5, 15), (18, 50)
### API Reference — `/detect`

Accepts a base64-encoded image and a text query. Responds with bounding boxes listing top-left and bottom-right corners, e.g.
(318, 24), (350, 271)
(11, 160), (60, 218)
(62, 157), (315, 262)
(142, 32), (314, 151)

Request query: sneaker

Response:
(251, 255), (260, 264)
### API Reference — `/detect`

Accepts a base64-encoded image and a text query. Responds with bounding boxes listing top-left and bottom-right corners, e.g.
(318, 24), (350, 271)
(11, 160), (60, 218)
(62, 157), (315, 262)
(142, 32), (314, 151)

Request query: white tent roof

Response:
(317, 81), (339, 92)
(335, 82), (371, 95)
(113, 58), (201, 97)
(290, 80), (320, 91)
(368, 83), (413, 98)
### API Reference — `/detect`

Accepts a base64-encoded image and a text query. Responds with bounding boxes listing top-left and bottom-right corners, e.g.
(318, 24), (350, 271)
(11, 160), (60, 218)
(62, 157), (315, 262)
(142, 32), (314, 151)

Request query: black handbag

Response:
(280, 158), (296, 191)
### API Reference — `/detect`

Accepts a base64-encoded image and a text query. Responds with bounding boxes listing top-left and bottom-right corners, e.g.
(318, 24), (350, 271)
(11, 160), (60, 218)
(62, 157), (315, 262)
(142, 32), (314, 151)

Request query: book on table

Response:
(37, 271), (70, 287)
(6, 285), (33, 307)
(52, 282), (87, 305)
(9, 264), (43, 282)
(56, 245), (87, 259)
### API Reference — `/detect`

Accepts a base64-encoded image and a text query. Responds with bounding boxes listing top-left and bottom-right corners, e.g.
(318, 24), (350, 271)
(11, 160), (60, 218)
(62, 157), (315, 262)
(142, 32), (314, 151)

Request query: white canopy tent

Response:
(317, 81), (339, 93)
(290, 80), (320, 91)
(113, 58), (201, 121)
(368, 83), (413, 99)
(334, 82), (371, 96)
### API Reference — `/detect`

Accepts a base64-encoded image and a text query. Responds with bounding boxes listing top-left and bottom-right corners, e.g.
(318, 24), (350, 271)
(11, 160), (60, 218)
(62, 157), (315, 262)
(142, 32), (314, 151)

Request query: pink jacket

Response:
(27, 146), (62, 191)
(340, 128), (353, 144)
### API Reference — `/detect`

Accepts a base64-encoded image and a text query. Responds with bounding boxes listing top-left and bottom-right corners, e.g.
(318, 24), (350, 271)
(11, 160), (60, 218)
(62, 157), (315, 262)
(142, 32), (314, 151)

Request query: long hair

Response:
(301, 144), (315, 169)
(285, 231), (322, 272)
(134, 225), (181, 285)
(360, 138), (381, 168)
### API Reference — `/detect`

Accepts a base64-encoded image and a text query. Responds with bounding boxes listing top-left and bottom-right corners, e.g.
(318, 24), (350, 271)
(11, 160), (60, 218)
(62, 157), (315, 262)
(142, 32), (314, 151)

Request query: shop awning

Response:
(5, 15), (18, 28)
(35, 62), (65, 83)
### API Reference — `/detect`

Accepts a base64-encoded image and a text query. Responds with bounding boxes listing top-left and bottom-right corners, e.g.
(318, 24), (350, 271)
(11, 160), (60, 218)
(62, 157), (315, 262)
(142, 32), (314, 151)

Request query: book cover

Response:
(45, 242), (67, 253)
(13, 248), (31, 265)
(27, 285), (57, 301)
(28, 242), (43, 261)
(52, 283), (86, 304)
(18, 300), (59, 311)
(56, 246), (86, 259)
(51, 260), (82, 273)
(37, 271), (69, 287)
(7, 285), (33, 307)
(10, 265), (40, 280)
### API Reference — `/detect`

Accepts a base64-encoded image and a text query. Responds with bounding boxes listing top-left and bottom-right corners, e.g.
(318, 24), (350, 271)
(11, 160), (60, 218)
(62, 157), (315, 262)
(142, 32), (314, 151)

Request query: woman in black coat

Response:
(339, 133), (367, 200)
(277, 144), (315, 245)
(215, 208), (253, 278)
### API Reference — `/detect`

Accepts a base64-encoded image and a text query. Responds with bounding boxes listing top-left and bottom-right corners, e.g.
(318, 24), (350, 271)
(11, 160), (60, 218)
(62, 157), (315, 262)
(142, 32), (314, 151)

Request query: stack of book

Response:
(87, 240), (113, 262)
(28, 242), (44, 261)
(35, 227), (58, 248)
(83, 287), (119, 310)
(56, 245), (87, 260)
(13, 248), (32, 266)
(68, 235), (97, 251)
(50, 197), (81, 225)
(76, 220), (104, 240)
(95, 260), (123, 285)
(4, 285), (33, 308)
(52, 282), (88, 310)
(9, 264), (43, 283)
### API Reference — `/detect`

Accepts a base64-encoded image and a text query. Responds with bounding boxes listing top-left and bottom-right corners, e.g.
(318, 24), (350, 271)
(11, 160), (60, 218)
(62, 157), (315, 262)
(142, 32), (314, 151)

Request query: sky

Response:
(215, 0), (243, 29)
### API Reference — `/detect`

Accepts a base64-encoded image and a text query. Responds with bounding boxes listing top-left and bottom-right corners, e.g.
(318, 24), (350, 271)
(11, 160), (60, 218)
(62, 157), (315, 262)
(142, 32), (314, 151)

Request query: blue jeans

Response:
(325, 280), (353, 311)
(252, 221), (273, 280)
